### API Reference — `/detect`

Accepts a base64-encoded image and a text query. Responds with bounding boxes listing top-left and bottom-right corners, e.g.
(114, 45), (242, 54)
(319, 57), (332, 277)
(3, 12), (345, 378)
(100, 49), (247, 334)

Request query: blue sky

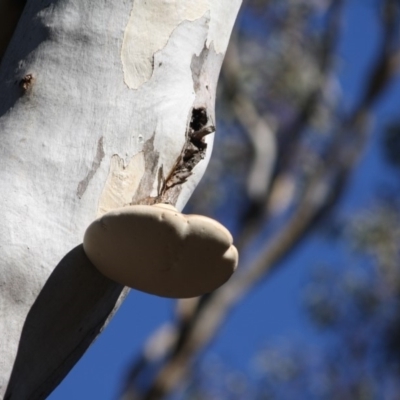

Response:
(50, 1), (400, 398)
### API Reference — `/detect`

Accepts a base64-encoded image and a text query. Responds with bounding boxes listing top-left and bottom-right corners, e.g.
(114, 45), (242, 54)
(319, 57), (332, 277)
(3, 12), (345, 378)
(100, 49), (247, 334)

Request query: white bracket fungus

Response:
(83, 204), (238, 298)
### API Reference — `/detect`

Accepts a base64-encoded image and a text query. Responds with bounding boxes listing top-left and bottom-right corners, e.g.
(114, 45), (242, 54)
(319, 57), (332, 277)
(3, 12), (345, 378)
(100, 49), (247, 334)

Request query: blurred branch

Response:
(223, 32), (278, 207)
(274, 0), (343, 174)
(235, 0), (343, 247)
(120, 1), (400, 399)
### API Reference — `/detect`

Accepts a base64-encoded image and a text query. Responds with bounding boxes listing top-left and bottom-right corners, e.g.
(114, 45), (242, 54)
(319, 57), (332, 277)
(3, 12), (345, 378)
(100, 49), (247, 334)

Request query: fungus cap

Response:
(83, 204), (238, 298)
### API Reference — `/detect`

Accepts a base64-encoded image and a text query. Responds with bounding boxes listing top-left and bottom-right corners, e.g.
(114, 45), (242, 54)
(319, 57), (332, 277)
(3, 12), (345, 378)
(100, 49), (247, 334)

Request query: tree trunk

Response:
(0, 0), (242, 398)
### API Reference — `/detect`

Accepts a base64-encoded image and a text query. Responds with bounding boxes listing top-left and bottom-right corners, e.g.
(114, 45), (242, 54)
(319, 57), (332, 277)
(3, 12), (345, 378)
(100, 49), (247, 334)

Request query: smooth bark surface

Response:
(0, 0), (242, 398)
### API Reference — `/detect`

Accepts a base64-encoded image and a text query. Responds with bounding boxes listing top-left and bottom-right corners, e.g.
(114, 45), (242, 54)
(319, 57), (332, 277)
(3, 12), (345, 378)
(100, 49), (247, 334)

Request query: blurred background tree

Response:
(117, 0), (400, 399)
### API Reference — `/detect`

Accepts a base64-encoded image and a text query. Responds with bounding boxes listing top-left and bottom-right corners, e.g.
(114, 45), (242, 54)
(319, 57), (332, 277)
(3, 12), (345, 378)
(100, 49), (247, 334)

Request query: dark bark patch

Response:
(19, 73), (34, 91)
(190, 107), (207, 131)
(77, 137), (105, 199)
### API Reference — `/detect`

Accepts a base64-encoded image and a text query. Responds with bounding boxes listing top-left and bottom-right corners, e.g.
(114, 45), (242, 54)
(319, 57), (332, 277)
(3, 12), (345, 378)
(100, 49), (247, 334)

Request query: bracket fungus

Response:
(83, 204), (238, 298)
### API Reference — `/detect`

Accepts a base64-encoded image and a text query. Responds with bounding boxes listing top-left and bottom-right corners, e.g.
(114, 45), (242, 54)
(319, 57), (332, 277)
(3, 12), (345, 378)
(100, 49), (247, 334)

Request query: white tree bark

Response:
(0, 0), (242, 398)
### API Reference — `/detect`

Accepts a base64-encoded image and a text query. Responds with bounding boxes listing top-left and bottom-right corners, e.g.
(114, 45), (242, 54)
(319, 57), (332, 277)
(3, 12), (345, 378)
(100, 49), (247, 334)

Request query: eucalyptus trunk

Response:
(0, 0), (242, 398)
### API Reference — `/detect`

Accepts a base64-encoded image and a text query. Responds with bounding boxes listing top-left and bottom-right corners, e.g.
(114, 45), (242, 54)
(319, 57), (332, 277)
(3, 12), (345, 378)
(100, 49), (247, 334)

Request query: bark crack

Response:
(161, 107), (214, 194)
(131, 108), (214, 206)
